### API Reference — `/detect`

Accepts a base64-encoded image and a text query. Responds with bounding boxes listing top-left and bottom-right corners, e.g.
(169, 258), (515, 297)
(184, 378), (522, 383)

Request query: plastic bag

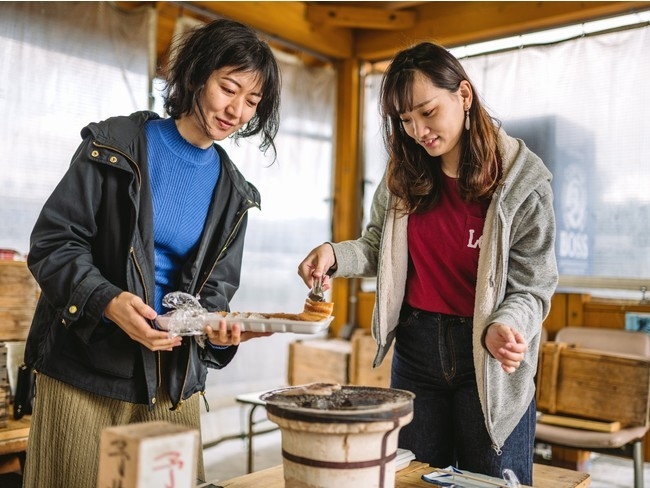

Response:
(159, 291), (208, 340)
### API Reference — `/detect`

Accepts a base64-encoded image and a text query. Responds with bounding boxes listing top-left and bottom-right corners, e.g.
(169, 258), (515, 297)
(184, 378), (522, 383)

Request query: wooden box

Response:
(288, 339), (351, 386)
(536, 342), (650, 426)
(288, 330), (392, 388)
(0, 261), (39, 341)
(97, 421), (199, 488)
(349, 329), (391, 387)
(0, 385), (8, 429)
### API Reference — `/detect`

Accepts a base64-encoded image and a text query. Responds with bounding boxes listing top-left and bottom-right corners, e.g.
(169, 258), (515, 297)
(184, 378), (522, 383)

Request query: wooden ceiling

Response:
(119, 1), (650, 73)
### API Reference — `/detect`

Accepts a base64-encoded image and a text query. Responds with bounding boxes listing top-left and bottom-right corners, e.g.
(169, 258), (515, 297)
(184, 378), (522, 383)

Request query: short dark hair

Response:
(164, 19), (281, 158)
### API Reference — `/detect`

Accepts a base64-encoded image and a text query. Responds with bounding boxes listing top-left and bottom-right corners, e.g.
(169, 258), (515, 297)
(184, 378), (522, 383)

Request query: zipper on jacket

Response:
(174, 202), (256, 408)
(200, 391), (210, 412)
(129, 246), (150, 309)
(93, 141), (148, 305)
(195, 201), (257, 297)
(483, 354), (504, 455)
(95, 140), (166, 403)
(172, 343), (193, 410)
(93, 141), (148, 304)
(130, 245), (161, 392)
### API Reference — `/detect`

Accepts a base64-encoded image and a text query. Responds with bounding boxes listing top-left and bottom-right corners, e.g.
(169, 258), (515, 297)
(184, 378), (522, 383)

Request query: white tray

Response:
(155, 314), (333, 335)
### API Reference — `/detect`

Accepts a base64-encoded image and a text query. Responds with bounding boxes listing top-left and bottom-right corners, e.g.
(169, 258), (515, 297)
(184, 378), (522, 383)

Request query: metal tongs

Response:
(308, 275), (325, 302)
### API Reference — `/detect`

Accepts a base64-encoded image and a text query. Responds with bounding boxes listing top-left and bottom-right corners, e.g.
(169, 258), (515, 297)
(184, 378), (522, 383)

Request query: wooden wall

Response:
(544, 291), (650, 337)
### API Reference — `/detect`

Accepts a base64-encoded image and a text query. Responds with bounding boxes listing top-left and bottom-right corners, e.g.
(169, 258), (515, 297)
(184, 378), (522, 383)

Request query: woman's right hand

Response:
(484, 323), (528, 374)
(297, 243), (336, 289)
(104, 291), (182, 351)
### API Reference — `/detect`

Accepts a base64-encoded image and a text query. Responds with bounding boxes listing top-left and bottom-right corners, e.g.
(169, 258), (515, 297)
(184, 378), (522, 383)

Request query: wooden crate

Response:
(355, 291), (375, 331)
(0, 261), (39, 341)
(537, 342), (650, 426)
(288, 339), (351, 386)
(288, 331), (393, 388)
(349, 329), (391, 387)
(0, 345), (7, 395)
(98, 421), (199, 488)
(0, 385), (7, 429)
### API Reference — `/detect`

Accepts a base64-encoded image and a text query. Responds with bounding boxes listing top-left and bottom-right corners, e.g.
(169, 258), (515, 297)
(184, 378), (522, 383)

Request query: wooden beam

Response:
(330, 57), (363, 337)
(306, 4), (416, 30)
(189, 1), (353, 59)
(380, 1), (429, 10)
(330, 58), (361, 237)
(154, 2), (182, 74)
(356, 1), (650, 61)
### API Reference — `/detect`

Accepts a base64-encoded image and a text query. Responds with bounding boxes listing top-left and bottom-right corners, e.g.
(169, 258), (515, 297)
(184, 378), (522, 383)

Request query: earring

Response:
(464, 108), (470, 131)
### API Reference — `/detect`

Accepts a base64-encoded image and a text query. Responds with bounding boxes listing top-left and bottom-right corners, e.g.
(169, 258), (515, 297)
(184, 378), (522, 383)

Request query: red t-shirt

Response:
(405, 174), (489, 316)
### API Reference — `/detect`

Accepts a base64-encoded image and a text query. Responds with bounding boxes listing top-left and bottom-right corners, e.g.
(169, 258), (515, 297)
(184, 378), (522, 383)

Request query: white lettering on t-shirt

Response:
(467, 229), (482, 249)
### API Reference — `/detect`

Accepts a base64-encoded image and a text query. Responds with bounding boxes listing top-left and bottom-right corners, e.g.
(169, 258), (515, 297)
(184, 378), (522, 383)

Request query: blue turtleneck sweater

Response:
(145, 117), (220, 313)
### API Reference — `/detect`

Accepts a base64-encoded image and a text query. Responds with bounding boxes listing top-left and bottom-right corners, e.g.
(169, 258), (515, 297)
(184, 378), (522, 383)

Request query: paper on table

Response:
(395, 448), (416, 471)
(422, 466), (511, 487)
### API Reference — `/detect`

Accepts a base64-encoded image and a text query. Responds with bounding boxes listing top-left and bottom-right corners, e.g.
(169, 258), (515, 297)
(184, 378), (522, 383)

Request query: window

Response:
(0, 2), (152, 255)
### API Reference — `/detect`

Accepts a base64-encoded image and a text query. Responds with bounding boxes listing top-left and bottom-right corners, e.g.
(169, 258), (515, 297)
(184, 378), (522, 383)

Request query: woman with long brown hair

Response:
(298, 42), (557, 484)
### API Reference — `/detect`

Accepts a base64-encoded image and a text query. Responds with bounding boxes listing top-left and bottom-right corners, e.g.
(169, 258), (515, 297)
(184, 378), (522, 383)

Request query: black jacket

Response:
(25, 111), (260, 408)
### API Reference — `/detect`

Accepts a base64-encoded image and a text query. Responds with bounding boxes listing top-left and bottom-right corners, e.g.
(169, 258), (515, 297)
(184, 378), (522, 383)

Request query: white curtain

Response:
(363, 24), (650, 284)
(0, 1), (154, 254)
(461, 26), (650, 281)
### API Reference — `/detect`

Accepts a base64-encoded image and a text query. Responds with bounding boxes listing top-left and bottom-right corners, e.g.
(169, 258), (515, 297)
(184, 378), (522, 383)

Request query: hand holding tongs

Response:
(308, 275), (325, 302)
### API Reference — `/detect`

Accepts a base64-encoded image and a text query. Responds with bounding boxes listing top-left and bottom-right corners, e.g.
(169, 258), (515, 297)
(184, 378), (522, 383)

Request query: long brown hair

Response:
(380, 42), (501, 214)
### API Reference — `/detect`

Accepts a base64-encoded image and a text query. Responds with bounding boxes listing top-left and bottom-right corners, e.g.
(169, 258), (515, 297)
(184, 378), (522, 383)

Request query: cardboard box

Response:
(536, 342), (650, 426)
(97, 421), (199, 488)
(288, 330), (392, 388)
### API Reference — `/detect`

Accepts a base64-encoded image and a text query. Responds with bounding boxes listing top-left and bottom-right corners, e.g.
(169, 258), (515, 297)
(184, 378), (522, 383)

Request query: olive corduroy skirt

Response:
(22, 373), (204, 488)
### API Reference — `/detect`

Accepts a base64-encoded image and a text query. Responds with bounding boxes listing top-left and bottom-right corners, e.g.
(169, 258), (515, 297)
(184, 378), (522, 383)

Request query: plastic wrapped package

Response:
(156, 291), (335, 338)
(158, 292), (208, 339)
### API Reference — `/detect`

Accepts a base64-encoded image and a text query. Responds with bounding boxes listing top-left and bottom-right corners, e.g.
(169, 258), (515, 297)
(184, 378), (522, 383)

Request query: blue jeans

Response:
(391, 304), (535, 485)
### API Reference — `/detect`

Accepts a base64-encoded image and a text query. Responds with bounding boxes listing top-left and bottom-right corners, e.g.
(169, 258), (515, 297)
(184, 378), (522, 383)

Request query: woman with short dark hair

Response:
(23, 19), (282, 487)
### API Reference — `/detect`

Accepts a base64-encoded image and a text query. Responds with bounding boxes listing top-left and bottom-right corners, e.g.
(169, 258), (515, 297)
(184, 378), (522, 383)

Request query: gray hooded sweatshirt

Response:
(330, 130), (558, 450)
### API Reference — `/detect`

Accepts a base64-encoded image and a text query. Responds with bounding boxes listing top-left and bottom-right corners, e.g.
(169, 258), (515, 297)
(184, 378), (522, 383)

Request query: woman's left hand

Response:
(485, 323), (528, 374)
(205, 320), (272, 347)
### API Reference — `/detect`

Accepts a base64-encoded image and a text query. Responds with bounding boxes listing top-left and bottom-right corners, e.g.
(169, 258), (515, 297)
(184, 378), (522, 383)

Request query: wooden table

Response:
(0, 416), (30, 474)
(215, 461), (590, 488)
